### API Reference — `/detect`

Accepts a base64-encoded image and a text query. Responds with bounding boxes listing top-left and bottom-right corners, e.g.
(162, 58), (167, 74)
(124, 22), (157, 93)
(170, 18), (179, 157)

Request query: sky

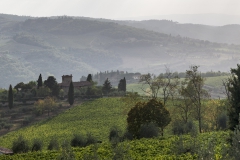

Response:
(1, 0), (240, 20)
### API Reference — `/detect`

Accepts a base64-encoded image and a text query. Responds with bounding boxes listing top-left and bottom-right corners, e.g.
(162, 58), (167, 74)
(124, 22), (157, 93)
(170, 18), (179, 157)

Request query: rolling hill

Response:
(0, 14), (240, 88)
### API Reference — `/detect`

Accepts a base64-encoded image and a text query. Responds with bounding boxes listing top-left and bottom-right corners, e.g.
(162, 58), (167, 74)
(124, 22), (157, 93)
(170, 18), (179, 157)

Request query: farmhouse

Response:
(58, 74), (92, 93)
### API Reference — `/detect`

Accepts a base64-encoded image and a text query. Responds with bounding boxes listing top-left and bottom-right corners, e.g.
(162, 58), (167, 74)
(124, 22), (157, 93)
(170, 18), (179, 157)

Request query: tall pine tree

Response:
(8, 84), (13, 109)
(68, 81), (74, 106)
(37, 74), (43, 89)
(228, 64), (240, 130)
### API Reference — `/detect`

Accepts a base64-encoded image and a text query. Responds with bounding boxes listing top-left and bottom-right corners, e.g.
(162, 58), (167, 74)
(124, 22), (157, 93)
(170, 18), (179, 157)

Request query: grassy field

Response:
(0, 98), (128, 149)
(127, 75), (229, 96)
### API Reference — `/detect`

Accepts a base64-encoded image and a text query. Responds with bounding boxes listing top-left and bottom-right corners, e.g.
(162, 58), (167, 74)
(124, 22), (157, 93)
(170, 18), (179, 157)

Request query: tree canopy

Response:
(127, 99), (171, 138)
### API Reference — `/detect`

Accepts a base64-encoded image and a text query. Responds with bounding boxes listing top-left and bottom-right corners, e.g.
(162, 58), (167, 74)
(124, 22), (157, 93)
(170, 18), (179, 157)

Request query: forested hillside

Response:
(0, 14), (240, 88)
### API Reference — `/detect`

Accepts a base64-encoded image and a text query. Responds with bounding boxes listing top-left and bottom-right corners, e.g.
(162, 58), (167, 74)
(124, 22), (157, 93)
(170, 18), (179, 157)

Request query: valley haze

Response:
(0, 13), (240, 88)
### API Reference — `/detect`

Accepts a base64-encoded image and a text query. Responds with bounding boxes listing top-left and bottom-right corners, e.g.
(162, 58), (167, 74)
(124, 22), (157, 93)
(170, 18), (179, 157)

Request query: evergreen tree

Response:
(228, 64), (240, 130)
(123, 77), (126, 92)
(37, 74), (43, 89)
(8, 84), (13, 110)
(86, 74), (92, 82)
(118, 79), (124, 91)
(118, 77), (126, 92)
(68, 81), (74, 106)
(102, 78), (112, 95)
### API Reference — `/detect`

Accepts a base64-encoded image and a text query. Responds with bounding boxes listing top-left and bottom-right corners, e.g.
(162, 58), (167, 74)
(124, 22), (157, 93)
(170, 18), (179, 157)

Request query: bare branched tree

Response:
(139, 67), (179, 105)
(182, 66), (210, 133)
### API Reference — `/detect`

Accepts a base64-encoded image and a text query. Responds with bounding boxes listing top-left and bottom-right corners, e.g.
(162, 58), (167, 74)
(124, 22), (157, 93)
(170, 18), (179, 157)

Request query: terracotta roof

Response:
(59, 81), (92, 87)
(0, 147), (13, 154)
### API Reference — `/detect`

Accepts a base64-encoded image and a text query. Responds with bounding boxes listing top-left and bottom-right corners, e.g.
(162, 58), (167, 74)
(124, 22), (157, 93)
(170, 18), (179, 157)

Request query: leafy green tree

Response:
(127, 99), (171, 138)
(86, 74), (92, 82)
(68, 81), (74, 106)
(37, 74), (43, 89)
(8, 84), (13, 109)
(228, 64), (240, 130)
(102, 78), (112, 95)
(44, 76), (59, 97)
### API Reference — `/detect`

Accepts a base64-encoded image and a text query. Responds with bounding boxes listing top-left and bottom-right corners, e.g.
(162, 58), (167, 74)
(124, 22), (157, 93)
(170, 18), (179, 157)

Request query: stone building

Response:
(59, 74), (92, 93)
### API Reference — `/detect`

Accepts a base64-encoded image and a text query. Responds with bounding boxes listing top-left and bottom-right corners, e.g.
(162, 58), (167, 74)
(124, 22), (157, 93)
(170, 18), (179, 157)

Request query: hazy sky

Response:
(1, 0), (240, 19)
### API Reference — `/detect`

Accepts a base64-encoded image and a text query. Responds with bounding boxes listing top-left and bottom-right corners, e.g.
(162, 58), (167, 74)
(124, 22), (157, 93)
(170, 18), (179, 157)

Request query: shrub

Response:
(70, 134), (86, 147)
(217, 113), (228, 130)
(48, 136), (59, 150)
(172, 120), (197, 136)
(58, 140), (75, 160)
(122, 131), (133, 141)
(139, 123), (159, 138)
(109, 126), (121, 142)
(85, 133), (96, 146)
(31, 138), (43, 152)
(12, 135), (30, 153)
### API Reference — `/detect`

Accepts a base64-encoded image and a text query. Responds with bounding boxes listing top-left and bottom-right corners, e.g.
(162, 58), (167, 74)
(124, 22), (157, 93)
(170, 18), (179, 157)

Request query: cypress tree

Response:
(8, 84), (13, 110)
(228, 64), (240, 130)
(37, 74), (43, 89)
(86, 74), (92, 82)
(123, 77), (126, 92)
(68, 81), (74, 106)
(118, 79), (124, 91)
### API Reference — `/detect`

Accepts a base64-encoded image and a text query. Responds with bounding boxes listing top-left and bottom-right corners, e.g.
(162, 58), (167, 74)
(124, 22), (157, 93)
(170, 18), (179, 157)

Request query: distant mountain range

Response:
(0, 14), (240, 88)
(121, 14), (240, 26)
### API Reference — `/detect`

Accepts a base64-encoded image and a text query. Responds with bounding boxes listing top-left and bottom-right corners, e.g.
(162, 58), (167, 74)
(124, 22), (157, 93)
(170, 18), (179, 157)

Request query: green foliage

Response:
(48, 136), (60, 150)
(8, 84), (13, 109)
(0, 98), (127, 148)
(139, 123), (159, 138)
(71, 134), (86, 147)
(127, 99), (171, 138)
(58, 140), (75, 160)
(12, 135), (30, 153)
(68, 81), (74, 105)
(44, 76), (60, 97)
(228, 64), (240, 131)
(102, 78), (112, 95)
(31, 138), (43, 152)
(118, 77), (126, 92)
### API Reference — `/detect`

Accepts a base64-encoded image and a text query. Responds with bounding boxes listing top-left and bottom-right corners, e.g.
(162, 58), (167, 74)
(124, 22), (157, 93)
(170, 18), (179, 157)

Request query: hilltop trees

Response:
(44, 76), (60, 97)
(37, 74), (43, 89)
(8, 84), (13, 109)
(127, 99), (171, 138)
(68, 81), (74, 106)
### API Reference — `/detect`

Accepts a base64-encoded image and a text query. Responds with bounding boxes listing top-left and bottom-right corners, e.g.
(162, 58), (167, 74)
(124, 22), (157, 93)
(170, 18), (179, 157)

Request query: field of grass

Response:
(127, 75), (229, 97)
(0, 98), (128, 149)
